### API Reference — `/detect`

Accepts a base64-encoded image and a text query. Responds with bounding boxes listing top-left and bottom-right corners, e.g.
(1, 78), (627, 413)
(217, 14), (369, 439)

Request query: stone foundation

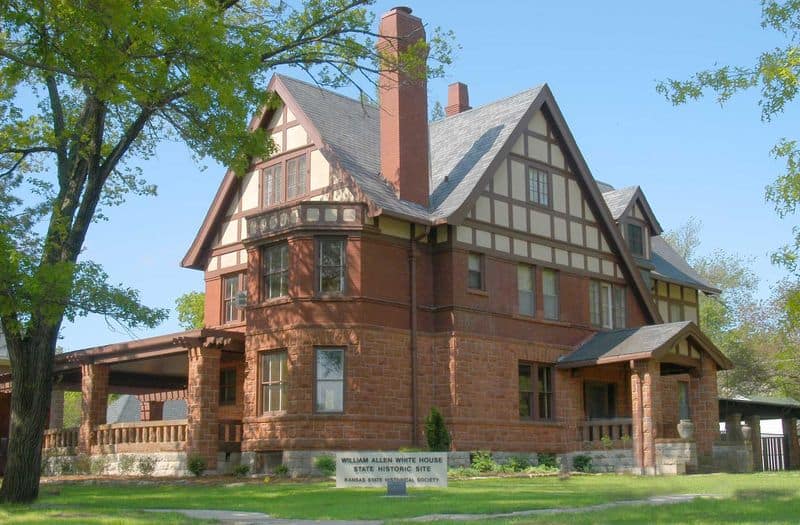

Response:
(713, 441), (753, 473)
(42, 451), (244, 477)
(562, 449), (635, 473)
(655, 439), (697, 475)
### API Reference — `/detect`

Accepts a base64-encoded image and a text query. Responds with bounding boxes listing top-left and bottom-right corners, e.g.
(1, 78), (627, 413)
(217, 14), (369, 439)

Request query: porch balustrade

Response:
(93, 419), (188, 452)
(580, 417), (633, 443)
(43, 427), (79, 449)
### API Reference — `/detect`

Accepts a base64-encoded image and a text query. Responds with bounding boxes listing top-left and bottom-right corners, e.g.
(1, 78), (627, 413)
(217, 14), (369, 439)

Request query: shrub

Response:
(537, 453), (558, 469)
(138, 456), (157, 477)
(425, 407), (451, 452)
(572, 454), (593, 473)
(58, 458), (74, 476)
(448, 467), (480, 478)
(273, 464), (289, 477)
(621, 434), (632, 448)
(72, 454), (92, 475)
(505, 456), (530, 472)
(600, 435), (614, 450)
(187, 453), (207, 477)
(90, 456), (108, 476)
(470, 451), (497, 473)
(118, 455), (137, 475)
(314, 454), (336, 476)
(233, 464), (251, 478)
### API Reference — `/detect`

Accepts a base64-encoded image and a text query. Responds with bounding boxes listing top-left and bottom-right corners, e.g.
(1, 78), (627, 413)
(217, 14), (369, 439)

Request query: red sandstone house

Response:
(0, 7), (744, 476)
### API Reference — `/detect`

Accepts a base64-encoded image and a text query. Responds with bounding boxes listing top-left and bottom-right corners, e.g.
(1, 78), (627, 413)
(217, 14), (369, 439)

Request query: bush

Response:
(138, 456), (157, 477)
(187, 454), (207, 477)
(537, 453), (557, 469)
(448, 467), (480, 478)
(470, 451), (497, 473)
(600, 435), (613, 450)
(118, 455), (137, 475)
(273, 464), (289, 477)
(90, 456), (108, 476)
(425, 407), (451, 452)
(314, 455), (336, 476)
(505, 456), (530, 472)
(233, 464), (251, 478)
(572, 454), (593, 473)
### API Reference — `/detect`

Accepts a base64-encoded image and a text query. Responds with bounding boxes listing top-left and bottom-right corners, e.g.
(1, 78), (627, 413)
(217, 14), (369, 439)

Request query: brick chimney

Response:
(445, 82), (471, 116)
(378, 6), (430, 207)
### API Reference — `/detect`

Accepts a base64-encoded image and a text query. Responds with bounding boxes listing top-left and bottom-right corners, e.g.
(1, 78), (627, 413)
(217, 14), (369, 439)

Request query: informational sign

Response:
(335, 452), (448, 488)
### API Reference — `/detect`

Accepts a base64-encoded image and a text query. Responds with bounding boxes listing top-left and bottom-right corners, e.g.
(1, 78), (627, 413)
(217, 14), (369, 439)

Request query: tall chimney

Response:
(445, 82), (471, 116)
(378, 6), (430, 207)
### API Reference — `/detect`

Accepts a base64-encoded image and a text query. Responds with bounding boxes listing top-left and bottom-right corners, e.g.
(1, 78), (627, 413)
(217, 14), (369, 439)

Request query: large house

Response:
(2, 6), (741, 476)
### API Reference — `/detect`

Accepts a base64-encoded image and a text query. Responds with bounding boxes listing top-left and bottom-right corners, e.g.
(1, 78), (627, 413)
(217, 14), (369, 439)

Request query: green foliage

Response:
(90, 457), (108, 476)
(273, 464), (289, 477)
(424, 407), (451, 452)
(175, 291), (205, 330)
(314, 455), (336, 476)
(233, 464), (251, 478)
(504, 456), (530, 472)
(137, 456), (157, 477)
(187, 454), (207, 477)
(572, 455), (593, 473)
(470, 451), (498, 473)
(600, 435), (613, 450)
(537, 453), (558, 469)
(118, 455), (137, 475)
(430, 100), (445, 121)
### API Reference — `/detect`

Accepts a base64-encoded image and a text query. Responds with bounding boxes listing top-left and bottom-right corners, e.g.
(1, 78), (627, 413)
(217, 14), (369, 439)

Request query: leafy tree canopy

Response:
(175, 291), (205, 330)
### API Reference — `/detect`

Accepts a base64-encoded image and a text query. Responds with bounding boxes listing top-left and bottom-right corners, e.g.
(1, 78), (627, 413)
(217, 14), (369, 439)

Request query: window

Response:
(260, 351), (287, 413)
(220, 368), (237, 405)
(669, 302), (683, 322)
(222, 274), (246, 324)
(527, 167), (549, 207)
(542, 269), (559, 320)
(517, 264), (535, 316)
(318, 238), (346, 293)
(678, 382), (690, 420)
(467, 253), (483, 290)
(519, 363), (554, 420)
(263, 164), (284, 206)
(627, 223), (644, 257)
(286, 155), (308, 200)
(585, 382), (616, 419)
(590, 281), (626, 329)
(315, 348), (344, 413)
(262, 243), (289, 299)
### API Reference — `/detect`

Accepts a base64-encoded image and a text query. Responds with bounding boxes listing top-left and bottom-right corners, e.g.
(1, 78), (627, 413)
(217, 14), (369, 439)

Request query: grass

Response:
(0, 472), (798, 523)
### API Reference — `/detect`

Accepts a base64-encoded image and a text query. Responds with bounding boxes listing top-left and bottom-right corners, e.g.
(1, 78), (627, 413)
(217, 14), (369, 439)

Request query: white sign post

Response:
(335, 452), (448, 488)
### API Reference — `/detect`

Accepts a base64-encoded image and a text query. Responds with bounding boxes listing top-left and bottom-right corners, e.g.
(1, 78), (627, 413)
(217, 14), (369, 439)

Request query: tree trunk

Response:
(0, 329), (56, 503)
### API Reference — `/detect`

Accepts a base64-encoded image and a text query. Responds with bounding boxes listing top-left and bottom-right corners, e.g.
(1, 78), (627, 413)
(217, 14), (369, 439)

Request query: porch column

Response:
(631, 360), (661, 474)
(747, 415), (763, 472)
(79, 364), (109, 452)
(783, 417), (800, 470)
(140, 400), (164, 421)
(48, 388), (64, 429)
(187, 346), (221, 471)
(725, 413), (744, 442)
(689, 357), (718, 467)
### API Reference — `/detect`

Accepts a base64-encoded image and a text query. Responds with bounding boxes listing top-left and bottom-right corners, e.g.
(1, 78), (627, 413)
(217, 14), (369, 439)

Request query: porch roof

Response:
(719, 395), (800, 420)
(557, 321), (733, 370)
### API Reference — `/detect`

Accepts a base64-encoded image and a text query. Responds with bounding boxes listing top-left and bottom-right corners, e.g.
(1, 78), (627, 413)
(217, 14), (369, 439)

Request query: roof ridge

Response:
(432, 84), (546, 127)
(275, 73), (378, 108)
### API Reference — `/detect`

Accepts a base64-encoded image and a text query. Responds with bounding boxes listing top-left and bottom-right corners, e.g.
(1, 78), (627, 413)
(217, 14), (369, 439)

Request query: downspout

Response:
(409, 223), (430, 446)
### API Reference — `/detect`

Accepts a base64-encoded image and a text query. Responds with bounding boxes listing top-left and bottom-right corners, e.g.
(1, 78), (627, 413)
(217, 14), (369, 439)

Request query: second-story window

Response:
(627, 223), (644, 257)
(262, 153), (309, 207)
(286, 155), (308, 200)
(517, 264), (535, 316)
(263, 243), (289, 299)
(263, 164), (284, 206)
(527, 167), (550, 207)
(222, 273), (246, 324)
(468, 253), (484, 290)
(590, 281), (626, 329)
(318, 238), (346, 294)
(542, 269), (559, 320)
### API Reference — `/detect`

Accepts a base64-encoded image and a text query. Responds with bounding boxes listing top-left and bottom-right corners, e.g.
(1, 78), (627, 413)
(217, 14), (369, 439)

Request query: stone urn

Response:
(742, 424), (752, 442)
(677, 419), (695, 440)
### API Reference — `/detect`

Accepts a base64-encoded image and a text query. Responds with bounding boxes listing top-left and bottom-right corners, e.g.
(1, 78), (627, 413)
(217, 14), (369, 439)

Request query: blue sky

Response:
(58, 0), (797, 350)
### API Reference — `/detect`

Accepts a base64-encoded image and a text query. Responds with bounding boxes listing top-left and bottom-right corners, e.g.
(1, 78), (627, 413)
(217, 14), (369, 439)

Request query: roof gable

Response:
(602, 186), (663, 235)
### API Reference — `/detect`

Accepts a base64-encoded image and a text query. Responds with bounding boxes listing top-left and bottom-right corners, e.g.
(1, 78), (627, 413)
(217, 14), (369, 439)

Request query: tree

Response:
(430, 100), (445, 121)
(657, 0), (800, 321)
(424, 407), (450, 451)
(0, 0), (453, 502)
(175, 292), (205, 330)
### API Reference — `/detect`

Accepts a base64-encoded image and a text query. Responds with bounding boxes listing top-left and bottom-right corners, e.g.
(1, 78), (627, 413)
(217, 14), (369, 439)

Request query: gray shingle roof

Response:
(558, 321), (693, 366)
(276, 75), (542, 222)
(602, 186), (638, 220)
(650, 236), (720, 294)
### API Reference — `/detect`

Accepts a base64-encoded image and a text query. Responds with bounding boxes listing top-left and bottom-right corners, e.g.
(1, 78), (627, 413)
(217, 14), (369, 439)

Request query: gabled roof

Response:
(601, 186), (663, 235)
(557, 320), (733, 370)
(650, 236), (720, 295)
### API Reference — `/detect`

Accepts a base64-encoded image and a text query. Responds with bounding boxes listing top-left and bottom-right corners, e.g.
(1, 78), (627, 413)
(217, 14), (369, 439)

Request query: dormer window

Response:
(262, 152), (309, 207)
(626, 223), (644, 257)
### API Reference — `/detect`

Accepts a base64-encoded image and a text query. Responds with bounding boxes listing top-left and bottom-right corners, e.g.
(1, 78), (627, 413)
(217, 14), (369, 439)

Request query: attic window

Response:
(627, 223), (644, 257)
(527, 167), (549, 207)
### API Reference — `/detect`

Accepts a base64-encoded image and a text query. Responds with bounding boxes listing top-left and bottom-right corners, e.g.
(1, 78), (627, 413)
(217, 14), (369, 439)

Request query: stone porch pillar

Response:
(747, 415), (763, 472)
(79, 364), (109, 452)
(48, 388), (64, 429)
(783, 417), (800, 470)
(140, 400), (164, 421)
(689, 358), (718, 469)
(631, 360), (661, 474)
(187, 346), (221, 471)
(725, 413), (744, 442)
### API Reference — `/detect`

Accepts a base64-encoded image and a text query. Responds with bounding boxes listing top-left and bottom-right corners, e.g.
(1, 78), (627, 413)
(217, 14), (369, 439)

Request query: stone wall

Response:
(655, 439), (697, 475)
(561, 449), (635, 473)
(713, 442), (753, 473)
(42, 452), (190, 477)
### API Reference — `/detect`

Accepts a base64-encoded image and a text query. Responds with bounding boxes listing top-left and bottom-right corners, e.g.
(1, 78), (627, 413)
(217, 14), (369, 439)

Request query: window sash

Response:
(220, 369), (237, 405)
(286, 155), (307, 200)
(678, 382), (690, 420)
(527, 167), (550, 207)
(591, 281), (626, 329)
(517, 264), (535, 316)
(263, 164), (284, 206)
(519, 362), (554, 420)
(542, 270), (558, 320)
(315, 348), (344, 413)
(263, 243), (289, 299)
(627, 223), (644, 256)
(260, 351), (287, 414)
(468, 253), (483, 290)
(223, 275), (240, 324)
(318, 239), (345, 293)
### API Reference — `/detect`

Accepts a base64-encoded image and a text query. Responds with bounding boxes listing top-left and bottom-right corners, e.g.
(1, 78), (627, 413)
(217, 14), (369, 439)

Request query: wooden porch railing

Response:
(43, 427), (79, 449)
(93, 419), (188, 452)
(580, 418), (633, 443)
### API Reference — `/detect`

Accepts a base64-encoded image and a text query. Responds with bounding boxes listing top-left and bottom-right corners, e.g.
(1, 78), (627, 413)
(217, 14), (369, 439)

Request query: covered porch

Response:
(559, 321), (733, 474)
(3, 329), (245, 475)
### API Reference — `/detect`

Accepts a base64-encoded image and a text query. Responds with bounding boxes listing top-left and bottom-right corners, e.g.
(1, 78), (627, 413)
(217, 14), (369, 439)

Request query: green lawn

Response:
(1, 472), (798, 523)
